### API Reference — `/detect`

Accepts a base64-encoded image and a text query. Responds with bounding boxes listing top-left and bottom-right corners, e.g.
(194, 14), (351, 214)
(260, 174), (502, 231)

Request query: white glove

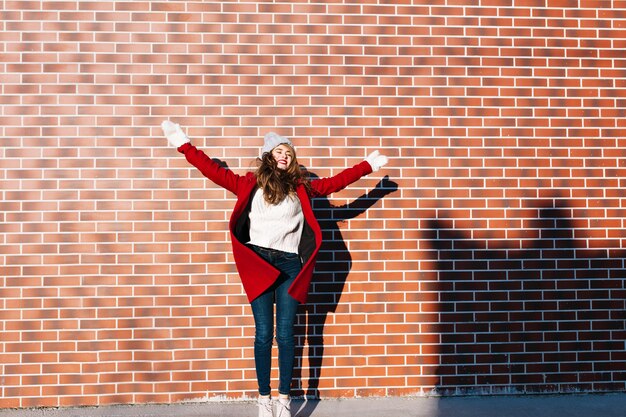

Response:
(365, 150), (388, 172)
(161, 120), (191, 147)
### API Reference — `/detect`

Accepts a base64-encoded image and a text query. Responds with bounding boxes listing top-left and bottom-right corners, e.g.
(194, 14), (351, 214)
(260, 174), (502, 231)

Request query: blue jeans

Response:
(249, 245), (301, 396)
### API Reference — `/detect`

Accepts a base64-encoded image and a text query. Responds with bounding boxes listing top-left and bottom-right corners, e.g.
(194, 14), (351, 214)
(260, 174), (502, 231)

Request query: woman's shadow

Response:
(291, 174), (398, 416)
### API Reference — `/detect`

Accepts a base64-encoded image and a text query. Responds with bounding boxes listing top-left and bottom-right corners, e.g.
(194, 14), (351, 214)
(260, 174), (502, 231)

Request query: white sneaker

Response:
(258, 396), (274, 417)
(275, 397), (291, 417)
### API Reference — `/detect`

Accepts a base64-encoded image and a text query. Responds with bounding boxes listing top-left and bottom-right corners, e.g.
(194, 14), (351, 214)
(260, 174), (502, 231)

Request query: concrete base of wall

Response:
(1, 393), (625, 417)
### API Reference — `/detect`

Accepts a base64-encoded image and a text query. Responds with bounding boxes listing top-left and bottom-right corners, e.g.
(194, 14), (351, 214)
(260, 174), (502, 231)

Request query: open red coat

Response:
(178, 142), (373, 304)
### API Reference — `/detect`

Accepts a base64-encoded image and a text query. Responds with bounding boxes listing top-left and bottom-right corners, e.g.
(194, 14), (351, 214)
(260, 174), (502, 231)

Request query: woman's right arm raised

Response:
(161, 120), (242, 195)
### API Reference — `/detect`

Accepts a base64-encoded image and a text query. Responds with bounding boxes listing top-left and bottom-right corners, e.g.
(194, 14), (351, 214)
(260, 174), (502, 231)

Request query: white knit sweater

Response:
(248, 188), (304, 254)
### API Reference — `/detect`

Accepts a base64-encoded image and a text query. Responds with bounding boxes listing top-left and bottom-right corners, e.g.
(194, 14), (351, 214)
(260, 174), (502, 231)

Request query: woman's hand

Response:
(161, 120), (191, 147)
(365, 150), (389, 172)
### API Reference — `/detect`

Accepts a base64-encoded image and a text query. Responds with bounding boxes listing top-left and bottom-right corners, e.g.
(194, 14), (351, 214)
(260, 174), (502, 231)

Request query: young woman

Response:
(161, 121), (388, 417)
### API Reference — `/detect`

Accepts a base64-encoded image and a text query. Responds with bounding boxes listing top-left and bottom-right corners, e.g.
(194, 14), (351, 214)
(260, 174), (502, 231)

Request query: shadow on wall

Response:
(292, 175), (398, 404)
(425, 200), (626, 395)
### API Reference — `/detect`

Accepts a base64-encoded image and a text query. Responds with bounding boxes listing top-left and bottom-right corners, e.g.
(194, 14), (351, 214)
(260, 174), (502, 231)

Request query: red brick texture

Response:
(2, 0), (626, 408)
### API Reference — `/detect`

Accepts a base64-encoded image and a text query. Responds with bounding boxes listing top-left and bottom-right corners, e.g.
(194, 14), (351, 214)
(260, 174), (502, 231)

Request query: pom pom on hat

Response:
(261, 132), (293, 156)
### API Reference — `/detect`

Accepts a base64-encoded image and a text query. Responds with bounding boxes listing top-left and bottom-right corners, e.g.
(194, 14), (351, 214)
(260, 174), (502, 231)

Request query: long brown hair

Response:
(255, 144), (310, 205)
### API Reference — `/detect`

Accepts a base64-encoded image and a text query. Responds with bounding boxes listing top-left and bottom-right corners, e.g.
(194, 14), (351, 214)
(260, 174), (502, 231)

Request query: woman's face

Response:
(271, 144), (293, 170)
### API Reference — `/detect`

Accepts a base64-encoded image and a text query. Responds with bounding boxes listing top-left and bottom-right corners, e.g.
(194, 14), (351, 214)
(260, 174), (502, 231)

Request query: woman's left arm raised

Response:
(309, 150), (388, 197)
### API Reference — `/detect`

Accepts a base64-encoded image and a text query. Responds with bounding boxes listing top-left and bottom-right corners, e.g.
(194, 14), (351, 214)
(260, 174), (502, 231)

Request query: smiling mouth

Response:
(277, 159), (288, 165)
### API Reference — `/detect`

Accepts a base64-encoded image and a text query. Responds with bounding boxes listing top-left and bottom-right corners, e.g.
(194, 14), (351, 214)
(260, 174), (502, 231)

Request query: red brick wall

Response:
(2, 0), (626, 408)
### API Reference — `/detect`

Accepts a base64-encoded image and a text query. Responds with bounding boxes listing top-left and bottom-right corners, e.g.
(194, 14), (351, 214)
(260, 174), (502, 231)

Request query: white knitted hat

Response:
(261, 132), (293, 156)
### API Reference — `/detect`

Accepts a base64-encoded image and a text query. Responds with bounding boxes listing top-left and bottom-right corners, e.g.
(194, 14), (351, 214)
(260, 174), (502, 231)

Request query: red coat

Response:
(178, 142), (373, 303)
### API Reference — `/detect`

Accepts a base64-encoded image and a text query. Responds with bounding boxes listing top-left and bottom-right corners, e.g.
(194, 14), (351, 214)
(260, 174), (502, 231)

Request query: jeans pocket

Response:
(276, 253), (302, 280)
(282, 251), (299, 260)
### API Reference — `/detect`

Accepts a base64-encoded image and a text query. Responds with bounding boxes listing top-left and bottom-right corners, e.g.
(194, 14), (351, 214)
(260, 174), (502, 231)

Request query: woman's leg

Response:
(274, 254), (301, 396)
(251, 289), (275, 396)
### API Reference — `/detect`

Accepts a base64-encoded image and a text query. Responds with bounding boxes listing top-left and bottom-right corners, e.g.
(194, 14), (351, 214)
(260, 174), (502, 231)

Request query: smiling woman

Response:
(272, 145), (293, 170)
(160, 121), (388, 417)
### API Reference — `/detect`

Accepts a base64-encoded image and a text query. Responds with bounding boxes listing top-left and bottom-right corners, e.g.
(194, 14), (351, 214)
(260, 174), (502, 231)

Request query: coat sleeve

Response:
(177, 143), (245, 195)
(309, 160), (373, 197)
